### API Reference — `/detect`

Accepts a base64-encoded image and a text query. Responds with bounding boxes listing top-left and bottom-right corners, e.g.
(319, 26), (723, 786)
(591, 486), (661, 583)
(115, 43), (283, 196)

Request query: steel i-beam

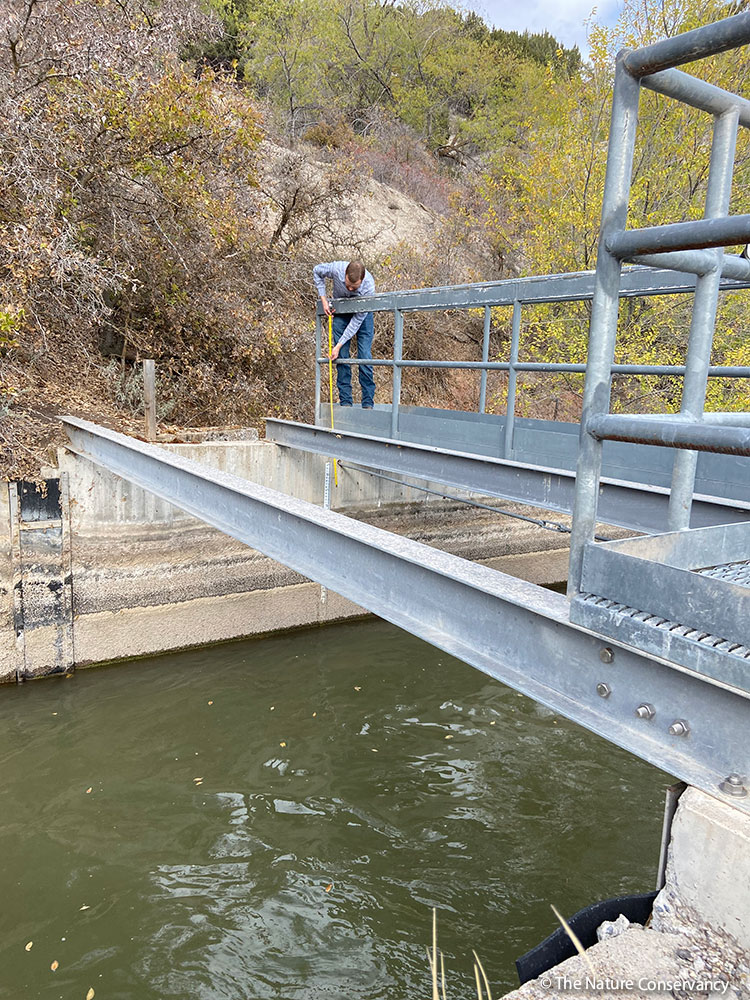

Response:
(264, 419), (750, 534)
(62, 417), (750, 812)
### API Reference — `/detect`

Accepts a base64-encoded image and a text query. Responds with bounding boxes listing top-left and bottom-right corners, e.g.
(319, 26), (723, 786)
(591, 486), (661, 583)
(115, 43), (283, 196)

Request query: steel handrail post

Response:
(479, 306), (491, 413)
(503, 300), (522, 459)
(391, 308), (404, 439)
(568, 56), (641, 596)
(667, 107), (740, 531)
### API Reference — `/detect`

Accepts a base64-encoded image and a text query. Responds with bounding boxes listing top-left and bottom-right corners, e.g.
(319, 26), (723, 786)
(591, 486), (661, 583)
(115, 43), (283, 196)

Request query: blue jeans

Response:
(333, 313), (375, 407)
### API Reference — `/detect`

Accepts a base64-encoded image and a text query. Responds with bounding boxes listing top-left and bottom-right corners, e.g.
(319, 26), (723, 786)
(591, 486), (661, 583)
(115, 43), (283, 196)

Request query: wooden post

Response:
(143, 359), (157, 441)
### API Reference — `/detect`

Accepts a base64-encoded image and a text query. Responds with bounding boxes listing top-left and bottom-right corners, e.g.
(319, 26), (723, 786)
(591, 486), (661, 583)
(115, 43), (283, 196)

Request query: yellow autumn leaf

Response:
(25, 941), (33, 951)
(279, 741), (286, 747)
(86, 787), (93, 794)
(87, 989), (95, 1000)
(50, 960), (59, 971)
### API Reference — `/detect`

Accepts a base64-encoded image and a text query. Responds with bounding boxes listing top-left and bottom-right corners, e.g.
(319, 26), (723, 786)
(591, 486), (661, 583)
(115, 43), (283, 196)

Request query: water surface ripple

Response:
(0, 620), (669, 999)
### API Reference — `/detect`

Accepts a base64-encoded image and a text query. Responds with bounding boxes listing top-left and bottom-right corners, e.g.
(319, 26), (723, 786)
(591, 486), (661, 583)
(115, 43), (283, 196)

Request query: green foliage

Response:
(0, 305), (23, 349)
(195, 0), (570, 149)
(478, 0), (750, 415)
(488, 26), (581, 78)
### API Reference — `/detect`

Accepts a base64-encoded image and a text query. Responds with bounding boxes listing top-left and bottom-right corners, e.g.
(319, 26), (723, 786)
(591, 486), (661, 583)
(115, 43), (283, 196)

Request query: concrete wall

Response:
(652, 786), (750, 954)
(0, 433), (579, 682)
(0, 484), (17, 682)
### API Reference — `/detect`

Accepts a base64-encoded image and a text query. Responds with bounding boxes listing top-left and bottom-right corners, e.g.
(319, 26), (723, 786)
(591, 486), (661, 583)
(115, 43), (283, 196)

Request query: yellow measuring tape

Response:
(327, 313), (338, 487)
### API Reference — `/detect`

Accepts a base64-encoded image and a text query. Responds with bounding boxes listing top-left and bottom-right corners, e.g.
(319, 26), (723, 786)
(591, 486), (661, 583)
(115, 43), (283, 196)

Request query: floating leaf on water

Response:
(25, 941), (33, 951)
(50, 960), (59, 971)
(490, 721), (496, 726)
(86, 988), (96, 1000)
(79, 904), (90, 911)
(325, 884), (333, 892)
(371, 748), (378, 753)
(354, 686), (361, 691)
(207, 700), (213, 706)
(312, 712), (317, 717)
(270, 706), (275, 711)
(193, 777), (203, 782)
(444, 735), (453, 740)
(279, 741), (286, 748)
(85, 787), (93, 794)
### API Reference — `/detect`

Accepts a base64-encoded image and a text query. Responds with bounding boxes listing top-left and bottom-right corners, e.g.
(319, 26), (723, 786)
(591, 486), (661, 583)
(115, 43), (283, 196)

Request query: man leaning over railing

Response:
(313, 259), (375, 409)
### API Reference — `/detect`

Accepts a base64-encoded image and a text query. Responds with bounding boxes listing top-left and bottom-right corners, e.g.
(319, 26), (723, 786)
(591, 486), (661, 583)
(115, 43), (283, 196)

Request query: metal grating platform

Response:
(574, 592), (750, 691)
(571, 523), (750, 692)
(698, 559), (750, 587)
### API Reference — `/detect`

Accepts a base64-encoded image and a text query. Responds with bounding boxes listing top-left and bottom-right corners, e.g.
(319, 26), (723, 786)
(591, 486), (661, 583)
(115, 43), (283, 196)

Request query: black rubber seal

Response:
(515, 890), (659, 985)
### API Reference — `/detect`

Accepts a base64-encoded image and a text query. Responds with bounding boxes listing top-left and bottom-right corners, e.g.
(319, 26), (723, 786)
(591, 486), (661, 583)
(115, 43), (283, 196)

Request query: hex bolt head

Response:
(668, 719), (690, 737)
(596, 682), (611, 699)
(719, 773), (748, 797)
(599, 647), (614, 664)
(635, 703), (655, 720)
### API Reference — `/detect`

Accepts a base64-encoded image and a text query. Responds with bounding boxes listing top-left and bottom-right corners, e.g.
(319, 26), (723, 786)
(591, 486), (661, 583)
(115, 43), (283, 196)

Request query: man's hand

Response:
(329, 342), (341, 361)
(320, 296), (334, 317)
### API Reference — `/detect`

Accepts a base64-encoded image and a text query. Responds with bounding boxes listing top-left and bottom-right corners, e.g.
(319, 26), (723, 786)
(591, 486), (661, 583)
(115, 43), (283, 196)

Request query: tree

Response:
(480, 0), (750, 416)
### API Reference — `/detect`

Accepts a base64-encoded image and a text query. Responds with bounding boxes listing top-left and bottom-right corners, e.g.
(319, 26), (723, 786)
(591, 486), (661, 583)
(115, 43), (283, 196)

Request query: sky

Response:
(467, 0), (625, 54)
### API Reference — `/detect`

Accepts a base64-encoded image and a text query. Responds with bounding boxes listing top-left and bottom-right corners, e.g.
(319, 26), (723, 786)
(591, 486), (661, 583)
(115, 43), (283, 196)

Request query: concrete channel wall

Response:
(0, 430), (576, 682)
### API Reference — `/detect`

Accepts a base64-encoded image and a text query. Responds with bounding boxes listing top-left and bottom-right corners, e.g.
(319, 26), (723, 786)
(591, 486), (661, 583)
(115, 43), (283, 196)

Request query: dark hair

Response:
(345, 260), (365, 283)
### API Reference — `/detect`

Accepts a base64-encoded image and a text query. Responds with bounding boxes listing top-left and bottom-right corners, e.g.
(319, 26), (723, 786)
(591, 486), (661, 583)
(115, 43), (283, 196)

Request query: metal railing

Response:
(315, 265), (750, 457)
(568, 10), (750, 594)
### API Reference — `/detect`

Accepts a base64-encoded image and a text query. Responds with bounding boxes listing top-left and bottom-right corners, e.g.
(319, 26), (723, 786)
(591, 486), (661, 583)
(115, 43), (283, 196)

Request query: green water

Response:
(0, 619), (670, 1000)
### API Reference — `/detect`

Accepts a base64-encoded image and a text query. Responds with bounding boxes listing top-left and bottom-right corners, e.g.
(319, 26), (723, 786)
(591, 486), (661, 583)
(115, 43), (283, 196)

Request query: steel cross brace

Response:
(264, 419), (750, 535)
(61, 417), (750, 812)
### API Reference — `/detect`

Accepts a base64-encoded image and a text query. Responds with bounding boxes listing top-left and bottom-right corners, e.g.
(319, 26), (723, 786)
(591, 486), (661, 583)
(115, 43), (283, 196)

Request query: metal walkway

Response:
(60, 12), (750, 815)
(265, 417), (750, 534)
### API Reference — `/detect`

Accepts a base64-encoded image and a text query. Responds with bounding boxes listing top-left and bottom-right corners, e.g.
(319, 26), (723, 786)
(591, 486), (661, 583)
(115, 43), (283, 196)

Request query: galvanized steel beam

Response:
(608, 216), (750, 258)
(622, 11), (750, 77)
(320, 266), (750, 315)
(264, 419), (750, 534)
(640, 68), (750, 128)
(317, 358), (750, 377)
(630, 251), (750, 280)
(569, 54), (641, 597)
(61, 417), (750, 812)
(589, 414), (750, 456)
